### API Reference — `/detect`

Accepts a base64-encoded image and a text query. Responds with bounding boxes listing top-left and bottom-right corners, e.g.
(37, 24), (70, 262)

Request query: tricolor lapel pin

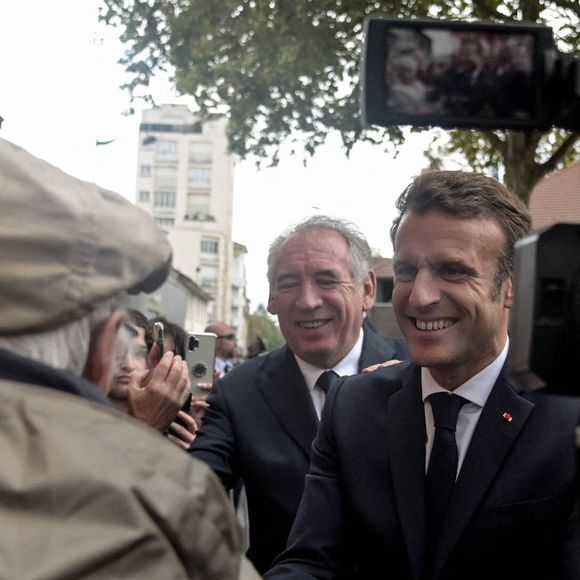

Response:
(502, 412), (513, 423)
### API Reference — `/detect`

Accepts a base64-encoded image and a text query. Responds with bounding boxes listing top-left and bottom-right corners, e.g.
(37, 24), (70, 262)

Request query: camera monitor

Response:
(361, 17), (555, 131)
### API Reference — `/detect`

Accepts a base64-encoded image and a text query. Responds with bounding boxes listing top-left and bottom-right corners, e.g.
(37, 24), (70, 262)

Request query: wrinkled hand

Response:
(362, 359), (402, 374)
(127, 352), (191, 432)
(168, 411), (198, 449)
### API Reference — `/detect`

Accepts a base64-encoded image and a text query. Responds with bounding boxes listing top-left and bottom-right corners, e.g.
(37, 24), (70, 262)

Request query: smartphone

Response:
(152, 321), (165, 357)
(184, 332), (217, 397)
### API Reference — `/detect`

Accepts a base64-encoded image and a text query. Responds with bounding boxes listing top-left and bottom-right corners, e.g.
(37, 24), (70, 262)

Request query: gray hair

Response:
(0, 296), (120, 375)
(267, 215), (372, 288)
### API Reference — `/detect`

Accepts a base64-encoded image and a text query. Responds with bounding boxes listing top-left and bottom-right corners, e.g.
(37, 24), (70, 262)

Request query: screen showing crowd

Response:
(384, 26), (535, 120)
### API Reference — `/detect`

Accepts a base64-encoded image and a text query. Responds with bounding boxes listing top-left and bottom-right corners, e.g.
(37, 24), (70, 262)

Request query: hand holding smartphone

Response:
(184, 332), (217, 398)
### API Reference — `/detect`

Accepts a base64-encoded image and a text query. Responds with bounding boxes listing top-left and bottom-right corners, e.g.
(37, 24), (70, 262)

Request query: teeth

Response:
(299, 320), (327, 329)
(416, 319), (454, 331)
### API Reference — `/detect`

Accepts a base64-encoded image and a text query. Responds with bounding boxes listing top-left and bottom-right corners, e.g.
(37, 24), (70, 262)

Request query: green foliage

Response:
(100, 0), (580, 197)
(246, 303), (285, 352)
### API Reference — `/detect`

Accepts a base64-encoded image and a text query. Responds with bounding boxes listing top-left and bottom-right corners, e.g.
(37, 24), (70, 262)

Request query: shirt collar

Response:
(294, 328), (364, 392)
(421, 337), (509, 407)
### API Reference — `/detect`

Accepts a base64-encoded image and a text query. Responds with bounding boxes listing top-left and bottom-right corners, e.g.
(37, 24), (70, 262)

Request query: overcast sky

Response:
(1, 1), (435, 309)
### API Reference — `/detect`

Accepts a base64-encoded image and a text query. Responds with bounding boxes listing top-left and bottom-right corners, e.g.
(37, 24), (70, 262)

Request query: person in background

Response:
(205, 321), (238, 377)
(266, 171), (580, 580)
(108, 309), (196, 449)
(247, 336), (267, 359)
(0, 137), (259, 580)
(191, 215), (408, 573)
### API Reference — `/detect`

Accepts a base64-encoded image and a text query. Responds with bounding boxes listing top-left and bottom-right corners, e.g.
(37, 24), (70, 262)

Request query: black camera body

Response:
(508, 224), (580, 395)
(361, 16), (580, 132)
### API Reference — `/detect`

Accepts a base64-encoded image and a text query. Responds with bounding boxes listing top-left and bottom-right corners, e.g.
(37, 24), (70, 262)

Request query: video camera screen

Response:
(362, 18), (554, 131)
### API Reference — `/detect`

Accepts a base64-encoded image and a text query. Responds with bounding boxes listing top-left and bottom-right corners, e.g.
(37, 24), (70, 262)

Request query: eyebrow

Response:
(437, 259), (478, 276)
(393, 258), (477, 276)
(123, 322), (138, 338)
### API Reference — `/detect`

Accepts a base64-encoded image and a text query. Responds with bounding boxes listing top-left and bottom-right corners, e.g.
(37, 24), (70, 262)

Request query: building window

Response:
(138, 190), (150, 203)
(153, 191), (176, 208)
(154, 165), (178, 189)
(199, 264), (218, 290)
(201, 237), (219, 254)
(186, 192), (210, 216)
(140, 122), (202, 134)
(189, 142), (213, 163)
(155, 140), (178, 161)
(155, 217), (175, 227)
(140, 165), (152, 177)
(188, 167), (211, 188)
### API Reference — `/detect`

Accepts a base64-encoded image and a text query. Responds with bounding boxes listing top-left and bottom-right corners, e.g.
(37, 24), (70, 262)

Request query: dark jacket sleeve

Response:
(189, 377), (239, 490)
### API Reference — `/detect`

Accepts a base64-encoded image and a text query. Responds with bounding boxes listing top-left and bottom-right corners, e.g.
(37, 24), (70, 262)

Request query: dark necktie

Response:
(316, 370), (339, 394)
(425, 392), (467, 555)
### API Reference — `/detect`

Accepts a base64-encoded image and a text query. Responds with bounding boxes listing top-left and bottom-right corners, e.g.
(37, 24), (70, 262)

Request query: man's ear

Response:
(83, 309), (126, 394)
(504, 276), (514, 309)
(362, 271), (377, 312)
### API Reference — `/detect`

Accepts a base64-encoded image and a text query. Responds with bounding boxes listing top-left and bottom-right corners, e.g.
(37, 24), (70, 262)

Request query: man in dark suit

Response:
(190, 215), (408, 573)
(265, 171), (580, 580)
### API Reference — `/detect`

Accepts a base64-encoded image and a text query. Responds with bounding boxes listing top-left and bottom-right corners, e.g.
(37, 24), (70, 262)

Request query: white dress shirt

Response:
(422, 338), (509, 477)
(295, 329), (364, 419)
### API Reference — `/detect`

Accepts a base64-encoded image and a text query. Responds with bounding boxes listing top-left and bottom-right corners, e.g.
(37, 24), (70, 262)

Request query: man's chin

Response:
(407, 347), (451, 370)
(294, 343), (344, 369)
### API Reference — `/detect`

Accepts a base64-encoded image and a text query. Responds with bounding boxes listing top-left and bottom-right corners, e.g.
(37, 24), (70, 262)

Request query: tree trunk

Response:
(502, 132), (543, 204)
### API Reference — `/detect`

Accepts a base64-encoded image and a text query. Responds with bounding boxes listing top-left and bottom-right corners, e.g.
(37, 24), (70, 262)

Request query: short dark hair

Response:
(128, 309), (148, 333)
(390, 171), (531, 296)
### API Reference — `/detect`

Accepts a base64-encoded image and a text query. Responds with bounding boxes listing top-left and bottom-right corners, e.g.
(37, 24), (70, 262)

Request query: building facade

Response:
(135, 104), (247, 343)
(125, 268), (212, 333)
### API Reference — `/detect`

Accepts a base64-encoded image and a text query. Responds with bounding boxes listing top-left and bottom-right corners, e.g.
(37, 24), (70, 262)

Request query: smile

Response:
(297, 320), (330, 329)
(415, 318), (456, 331)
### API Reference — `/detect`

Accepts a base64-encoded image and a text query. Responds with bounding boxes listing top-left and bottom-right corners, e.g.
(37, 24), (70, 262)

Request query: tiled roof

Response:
(372, 256), (395, 278)
(529, 160), (580, 229)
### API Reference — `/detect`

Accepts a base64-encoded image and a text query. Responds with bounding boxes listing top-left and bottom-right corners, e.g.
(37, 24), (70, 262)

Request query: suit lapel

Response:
(257, 329), (400, 460)
(433, 372), (535, 578)
(257, 346), (319, 459)
(387, 365), (427, 580)
(358, 322), (399, 371)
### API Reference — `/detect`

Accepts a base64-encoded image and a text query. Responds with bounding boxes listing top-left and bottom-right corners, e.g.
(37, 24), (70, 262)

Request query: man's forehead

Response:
(394, 211), (506, 263)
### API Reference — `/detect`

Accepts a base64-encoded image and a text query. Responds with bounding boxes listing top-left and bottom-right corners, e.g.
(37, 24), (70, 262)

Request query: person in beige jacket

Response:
(0, 137), (260, 580)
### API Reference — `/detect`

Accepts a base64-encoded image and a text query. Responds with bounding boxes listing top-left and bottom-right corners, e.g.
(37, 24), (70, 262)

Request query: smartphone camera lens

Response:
(188, 336), (200, 351)
(192, 362), (207, 378)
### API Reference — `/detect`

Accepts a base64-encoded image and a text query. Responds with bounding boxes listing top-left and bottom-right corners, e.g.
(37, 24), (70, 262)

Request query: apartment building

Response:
(135, 104), (247, 343)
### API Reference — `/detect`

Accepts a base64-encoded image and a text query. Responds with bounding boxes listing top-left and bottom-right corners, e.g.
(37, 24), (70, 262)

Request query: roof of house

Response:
(371, 255), (395, 278)
(528, 160), (580, 230)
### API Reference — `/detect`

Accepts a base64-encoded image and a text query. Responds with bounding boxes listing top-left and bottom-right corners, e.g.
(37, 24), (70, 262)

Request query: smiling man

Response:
(266, 171), (580, 580)
(190, 215), (407, 573)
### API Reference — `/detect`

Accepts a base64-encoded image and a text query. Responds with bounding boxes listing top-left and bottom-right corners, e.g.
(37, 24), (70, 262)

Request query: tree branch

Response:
(471, 0), (513, 20)
(483, 130), (507, 155)
(538, 132), (580, 175)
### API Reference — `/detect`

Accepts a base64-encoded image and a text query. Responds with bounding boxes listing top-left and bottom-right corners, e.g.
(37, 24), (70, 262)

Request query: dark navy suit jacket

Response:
(190, 323), (407, 573)
(266, 361), (580, 580)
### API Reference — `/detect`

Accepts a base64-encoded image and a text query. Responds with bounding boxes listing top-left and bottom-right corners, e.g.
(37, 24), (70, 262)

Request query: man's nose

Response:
(295, 281), (323, 310)
(408, 269), (440, 309)
(121, 352), (137, 372)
